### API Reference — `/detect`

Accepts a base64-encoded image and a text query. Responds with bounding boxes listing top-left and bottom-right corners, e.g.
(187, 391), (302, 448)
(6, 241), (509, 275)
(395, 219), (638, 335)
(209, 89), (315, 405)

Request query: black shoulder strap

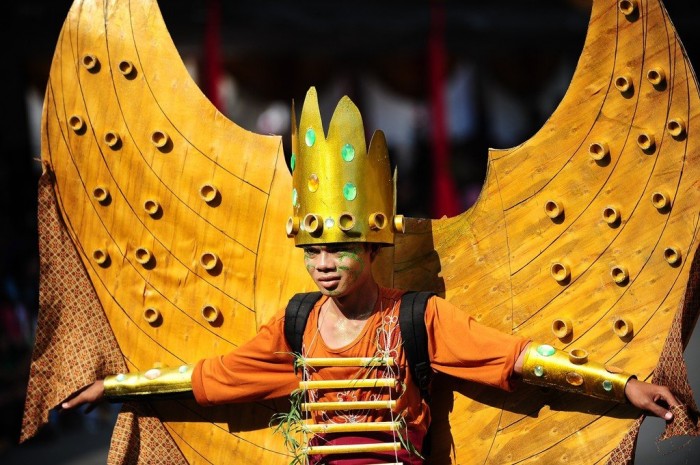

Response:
(284, 292), (323, 356)
(399, 290), (436, 402)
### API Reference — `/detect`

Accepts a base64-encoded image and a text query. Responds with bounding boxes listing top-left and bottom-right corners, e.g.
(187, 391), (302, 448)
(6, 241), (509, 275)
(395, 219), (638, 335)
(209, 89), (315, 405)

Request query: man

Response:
(61, 88), (679, 464)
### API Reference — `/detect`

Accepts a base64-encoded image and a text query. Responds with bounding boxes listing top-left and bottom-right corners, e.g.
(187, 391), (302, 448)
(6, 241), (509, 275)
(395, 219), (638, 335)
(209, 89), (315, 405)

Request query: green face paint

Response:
(337, 246), (367, 289)
(302, 244), (371, 296)
(303, 248), (318, 273)
(337, 250), (364, 280)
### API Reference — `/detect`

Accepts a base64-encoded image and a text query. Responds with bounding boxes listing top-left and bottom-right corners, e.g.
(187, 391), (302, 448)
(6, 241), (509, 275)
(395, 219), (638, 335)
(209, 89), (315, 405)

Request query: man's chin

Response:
(317, 283), (344, 296)
(319, 287), (342, 296)
(316, 279), (342, 294)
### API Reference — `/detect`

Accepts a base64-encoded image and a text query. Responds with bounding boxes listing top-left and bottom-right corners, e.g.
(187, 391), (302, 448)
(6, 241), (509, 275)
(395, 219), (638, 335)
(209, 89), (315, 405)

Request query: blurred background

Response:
(1, 0), (698, 463)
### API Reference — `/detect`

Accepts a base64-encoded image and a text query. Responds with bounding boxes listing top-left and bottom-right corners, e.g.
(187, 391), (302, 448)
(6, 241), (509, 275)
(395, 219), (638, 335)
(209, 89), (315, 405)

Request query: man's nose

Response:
(317, 251), (335, 270)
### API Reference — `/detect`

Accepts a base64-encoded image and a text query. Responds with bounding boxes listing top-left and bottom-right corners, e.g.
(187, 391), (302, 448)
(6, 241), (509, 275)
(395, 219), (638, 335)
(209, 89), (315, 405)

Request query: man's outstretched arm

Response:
(513, 342), (679, 420)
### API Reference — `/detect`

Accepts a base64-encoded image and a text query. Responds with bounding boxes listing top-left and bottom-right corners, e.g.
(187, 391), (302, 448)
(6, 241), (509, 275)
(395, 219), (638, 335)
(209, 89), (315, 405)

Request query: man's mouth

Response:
(317, 276), (340, 289)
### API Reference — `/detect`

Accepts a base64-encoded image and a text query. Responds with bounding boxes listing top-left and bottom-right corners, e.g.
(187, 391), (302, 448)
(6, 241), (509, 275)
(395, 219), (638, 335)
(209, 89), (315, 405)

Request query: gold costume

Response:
(22, 0), (700, 464)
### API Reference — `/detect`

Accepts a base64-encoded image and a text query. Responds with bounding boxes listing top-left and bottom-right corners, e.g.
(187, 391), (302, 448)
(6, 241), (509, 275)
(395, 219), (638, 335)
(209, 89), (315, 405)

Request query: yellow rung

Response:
(303, 442), (401, 455)
(302, 400), (397, 411)
(299, 378), (396, 390)
(302, 421), (401, 434)
(299, 357), (394, 367)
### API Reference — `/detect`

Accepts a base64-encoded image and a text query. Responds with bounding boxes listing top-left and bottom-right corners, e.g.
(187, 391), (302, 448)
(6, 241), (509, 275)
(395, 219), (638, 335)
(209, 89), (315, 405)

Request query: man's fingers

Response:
(647, 386), (679, 420)
(656, 388), (680, 409)
(60, 395), (82, 410)
(646, 402), (673, 420)
(58, 383), (91, 408)
(626, 379), (680, 421)
(60, 387), (92, 410)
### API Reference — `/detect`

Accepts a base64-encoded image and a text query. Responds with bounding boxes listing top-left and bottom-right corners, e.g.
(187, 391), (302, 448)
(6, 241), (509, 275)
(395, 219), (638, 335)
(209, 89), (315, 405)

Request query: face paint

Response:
(302, 244), (373, 297)
(337, 249), (364, 281)
(304, 248), (319, 273)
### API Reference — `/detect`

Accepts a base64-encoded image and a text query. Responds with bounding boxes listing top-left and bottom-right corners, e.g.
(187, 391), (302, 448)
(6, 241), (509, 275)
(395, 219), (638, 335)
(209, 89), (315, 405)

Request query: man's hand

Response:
(624, 378), (679, 420)
(60, 380), (105, 412)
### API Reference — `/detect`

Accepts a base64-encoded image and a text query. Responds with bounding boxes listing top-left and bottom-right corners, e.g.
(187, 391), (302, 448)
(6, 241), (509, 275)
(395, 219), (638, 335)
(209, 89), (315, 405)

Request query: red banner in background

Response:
(429, 1), (461, 218)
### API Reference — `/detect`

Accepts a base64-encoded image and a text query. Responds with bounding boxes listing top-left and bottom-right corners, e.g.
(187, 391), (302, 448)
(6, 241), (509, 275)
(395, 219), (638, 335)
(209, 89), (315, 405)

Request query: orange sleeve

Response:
(425, 296), (530, 391)
(192, 312), (299, 406)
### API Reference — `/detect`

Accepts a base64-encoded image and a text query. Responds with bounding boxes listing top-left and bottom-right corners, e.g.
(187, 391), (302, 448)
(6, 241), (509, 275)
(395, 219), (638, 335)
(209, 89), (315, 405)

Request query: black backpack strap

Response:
(399, 290), (436, 402)
(284, 292), (323, 357)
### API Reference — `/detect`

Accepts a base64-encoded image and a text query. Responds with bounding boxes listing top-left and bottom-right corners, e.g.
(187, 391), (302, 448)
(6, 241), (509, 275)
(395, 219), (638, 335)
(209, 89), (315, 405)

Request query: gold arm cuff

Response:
(521, 343), (634, 402)
(103, 364), (194, 401)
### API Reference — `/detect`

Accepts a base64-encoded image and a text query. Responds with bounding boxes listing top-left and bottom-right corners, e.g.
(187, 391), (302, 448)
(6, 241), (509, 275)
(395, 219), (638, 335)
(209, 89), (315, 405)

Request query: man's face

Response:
(303, 243), (374, 297)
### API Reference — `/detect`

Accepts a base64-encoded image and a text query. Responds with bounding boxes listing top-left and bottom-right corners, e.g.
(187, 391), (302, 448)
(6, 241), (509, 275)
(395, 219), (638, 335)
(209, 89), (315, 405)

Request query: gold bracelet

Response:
(521, 343), (634, 402)
(104, 364), (194, 401)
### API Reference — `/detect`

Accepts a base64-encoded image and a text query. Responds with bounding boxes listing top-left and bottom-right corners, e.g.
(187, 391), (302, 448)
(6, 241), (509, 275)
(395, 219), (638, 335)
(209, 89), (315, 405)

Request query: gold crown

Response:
(286, 87), (405, 246)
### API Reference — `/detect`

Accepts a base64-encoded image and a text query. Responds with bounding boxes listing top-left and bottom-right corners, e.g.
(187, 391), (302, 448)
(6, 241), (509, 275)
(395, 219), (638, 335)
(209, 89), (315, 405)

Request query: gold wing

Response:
(395, 0), (700, 463)
(27, 0), (315, 463)
(23, 0), (699, 464)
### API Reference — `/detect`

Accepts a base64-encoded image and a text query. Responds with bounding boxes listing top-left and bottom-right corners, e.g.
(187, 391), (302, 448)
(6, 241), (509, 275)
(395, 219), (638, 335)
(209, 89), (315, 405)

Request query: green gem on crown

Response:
(343, 183), (357, 201)
(292, 188), (298, 206)
(305, 128), (316, 147)
(341, 143), (355, 161)
(602, 380), (613, 391)
(534, 366), (544, 377)
(290, 153), (296, 172)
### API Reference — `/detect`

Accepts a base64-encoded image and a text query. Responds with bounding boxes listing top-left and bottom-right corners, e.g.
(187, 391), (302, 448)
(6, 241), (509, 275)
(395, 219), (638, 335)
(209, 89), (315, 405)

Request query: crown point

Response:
(367, 130), (389, 161)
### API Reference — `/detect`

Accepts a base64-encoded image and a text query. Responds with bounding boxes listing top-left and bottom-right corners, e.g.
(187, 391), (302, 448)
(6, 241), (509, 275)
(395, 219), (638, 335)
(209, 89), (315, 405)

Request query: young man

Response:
(61, 89), (678, 464)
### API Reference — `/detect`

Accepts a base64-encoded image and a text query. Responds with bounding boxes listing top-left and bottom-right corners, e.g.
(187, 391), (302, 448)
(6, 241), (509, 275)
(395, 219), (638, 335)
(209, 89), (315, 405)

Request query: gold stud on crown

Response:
(287, 87), (404, 247)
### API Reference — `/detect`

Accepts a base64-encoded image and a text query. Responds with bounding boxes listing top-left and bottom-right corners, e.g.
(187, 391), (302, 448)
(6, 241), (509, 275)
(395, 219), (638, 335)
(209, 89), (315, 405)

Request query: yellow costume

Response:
(21, 0), (700, 464)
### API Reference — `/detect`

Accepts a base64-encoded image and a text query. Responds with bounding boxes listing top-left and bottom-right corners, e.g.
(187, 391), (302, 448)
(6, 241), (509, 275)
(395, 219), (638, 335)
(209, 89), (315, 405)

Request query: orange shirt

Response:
(192, 287), (529, 437)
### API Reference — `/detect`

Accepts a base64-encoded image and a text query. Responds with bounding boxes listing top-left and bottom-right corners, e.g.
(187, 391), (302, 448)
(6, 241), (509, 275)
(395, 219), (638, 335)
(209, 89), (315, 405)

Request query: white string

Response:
(379, 295), (402, 465)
